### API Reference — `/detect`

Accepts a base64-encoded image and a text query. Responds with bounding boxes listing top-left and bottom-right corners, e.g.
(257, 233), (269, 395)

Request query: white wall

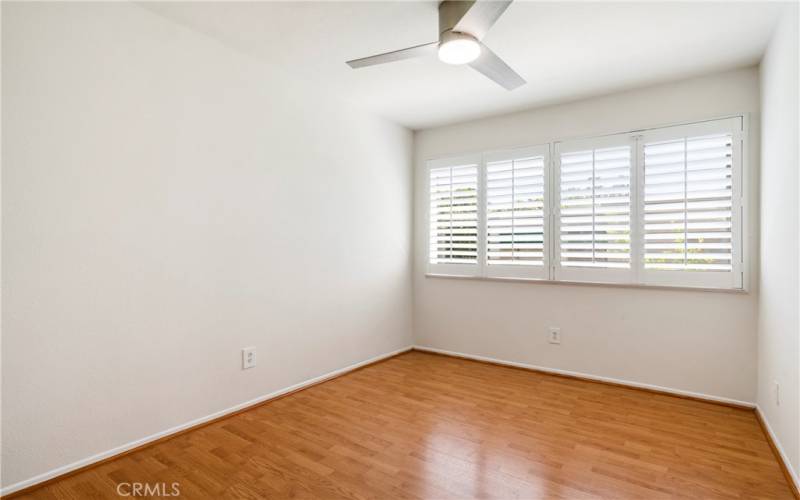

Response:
(758, 3), (799, 482)
(1, 2), (413, 490)
(414, 68), (760, 404)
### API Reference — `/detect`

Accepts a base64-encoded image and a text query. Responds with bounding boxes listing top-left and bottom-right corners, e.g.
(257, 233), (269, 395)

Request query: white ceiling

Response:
(142, 1), (783, 130)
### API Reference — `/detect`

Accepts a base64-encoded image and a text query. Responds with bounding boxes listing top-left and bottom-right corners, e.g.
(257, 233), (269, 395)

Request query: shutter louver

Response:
(429, 163), (479, 265)
(643, 133), (733, 272)
(486, 155), (545, 267)
(559, 145), (631, 269)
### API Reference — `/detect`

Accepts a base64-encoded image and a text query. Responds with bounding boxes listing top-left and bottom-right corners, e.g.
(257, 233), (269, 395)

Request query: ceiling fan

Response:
(346, 0), (525, 91)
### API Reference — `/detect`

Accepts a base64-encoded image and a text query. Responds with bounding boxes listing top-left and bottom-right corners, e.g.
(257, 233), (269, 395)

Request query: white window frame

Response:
(483, 145), (551, 280)
(426, 154), (482, 277)
(424, 115), (749, 292)
(636, 117), (744, 289)
(553, 133), (637, 285)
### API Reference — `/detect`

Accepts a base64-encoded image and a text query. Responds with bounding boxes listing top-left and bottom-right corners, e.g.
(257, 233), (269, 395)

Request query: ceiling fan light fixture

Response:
(438, 32), (481, 65)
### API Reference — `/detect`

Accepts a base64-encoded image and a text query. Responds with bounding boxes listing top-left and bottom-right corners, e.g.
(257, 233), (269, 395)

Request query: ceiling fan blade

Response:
(453, 0), (513, 40)
(346, 42), (438, 68)
(468, 42), (525, 90)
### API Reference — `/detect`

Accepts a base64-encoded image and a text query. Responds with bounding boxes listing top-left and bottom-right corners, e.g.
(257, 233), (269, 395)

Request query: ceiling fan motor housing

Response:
(438, 1), (474, 38)
(439, 29), (478, 46)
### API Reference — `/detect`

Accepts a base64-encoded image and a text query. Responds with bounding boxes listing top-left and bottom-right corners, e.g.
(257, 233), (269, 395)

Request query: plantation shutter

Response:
(554, 134), (634, 283)
(425, 116), (746, 289)
(427, 156), (480, 276)
(639, 117), (743, 288)
(484, 146), (549, 279)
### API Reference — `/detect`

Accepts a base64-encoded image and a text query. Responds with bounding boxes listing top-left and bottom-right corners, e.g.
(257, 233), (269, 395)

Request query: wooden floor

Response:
(14, 351), (795, 499)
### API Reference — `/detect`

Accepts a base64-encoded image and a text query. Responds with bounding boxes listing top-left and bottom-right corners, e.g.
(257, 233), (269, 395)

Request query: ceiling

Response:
(142, 1), (783, 130)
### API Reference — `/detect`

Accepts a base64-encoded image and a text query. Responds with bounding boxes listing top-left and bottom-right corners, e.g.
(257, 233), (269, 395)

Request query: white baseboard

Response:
(413, 345), (756, 408)
(756, 406), (800, 494)
(0, 345), (413, 496)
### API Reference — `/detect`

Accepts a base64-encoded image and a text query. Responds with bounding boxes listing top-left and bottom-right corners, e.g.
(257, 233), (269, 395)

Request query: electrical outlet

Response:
(548, 327), (561, 344)
(775, 381), (780, 406)
(242, 347), (256, 370)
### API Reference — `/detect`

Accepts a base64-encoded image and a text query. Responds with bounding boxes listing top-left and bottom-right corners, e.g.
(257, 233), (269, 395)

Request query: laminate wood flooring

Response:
(12, 351), (795, 499)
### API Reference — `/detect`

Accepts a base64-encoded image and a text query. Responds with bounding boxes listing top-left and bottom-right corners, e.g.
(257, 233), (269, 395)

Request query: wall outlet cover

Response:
(242, 347), (257, 370)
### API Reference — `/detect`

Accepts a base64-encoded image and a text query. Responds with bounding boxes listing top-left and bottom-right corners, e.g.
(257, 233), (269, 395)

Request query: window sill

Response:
(424, 273), (748, 294)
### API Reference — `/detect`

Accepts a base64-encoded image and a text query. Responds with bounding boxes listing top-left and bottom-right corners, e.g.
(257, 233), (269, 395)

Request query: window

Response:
(428, 156), (480, 275)
(426, 116), (746, 290)
(638, 118), (743, 288)
(485, 146), (549, 279)
(554, 135), (634, 284)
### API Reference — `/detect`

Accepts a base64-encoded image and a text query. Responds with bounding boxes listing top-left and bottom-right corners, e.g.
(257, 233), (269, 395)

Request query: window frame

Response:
(553, 133), (637, 285)
(424, 114), (749, 292)
(426, 154), (482, 277)
(636, 117), (744, 290)
(483, 144), (551, 280)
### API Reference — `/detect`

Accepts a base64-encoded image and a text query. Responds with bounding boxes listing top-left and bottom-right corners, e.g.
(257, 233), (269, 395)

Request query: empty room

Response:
(2, 0), (799, 498)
